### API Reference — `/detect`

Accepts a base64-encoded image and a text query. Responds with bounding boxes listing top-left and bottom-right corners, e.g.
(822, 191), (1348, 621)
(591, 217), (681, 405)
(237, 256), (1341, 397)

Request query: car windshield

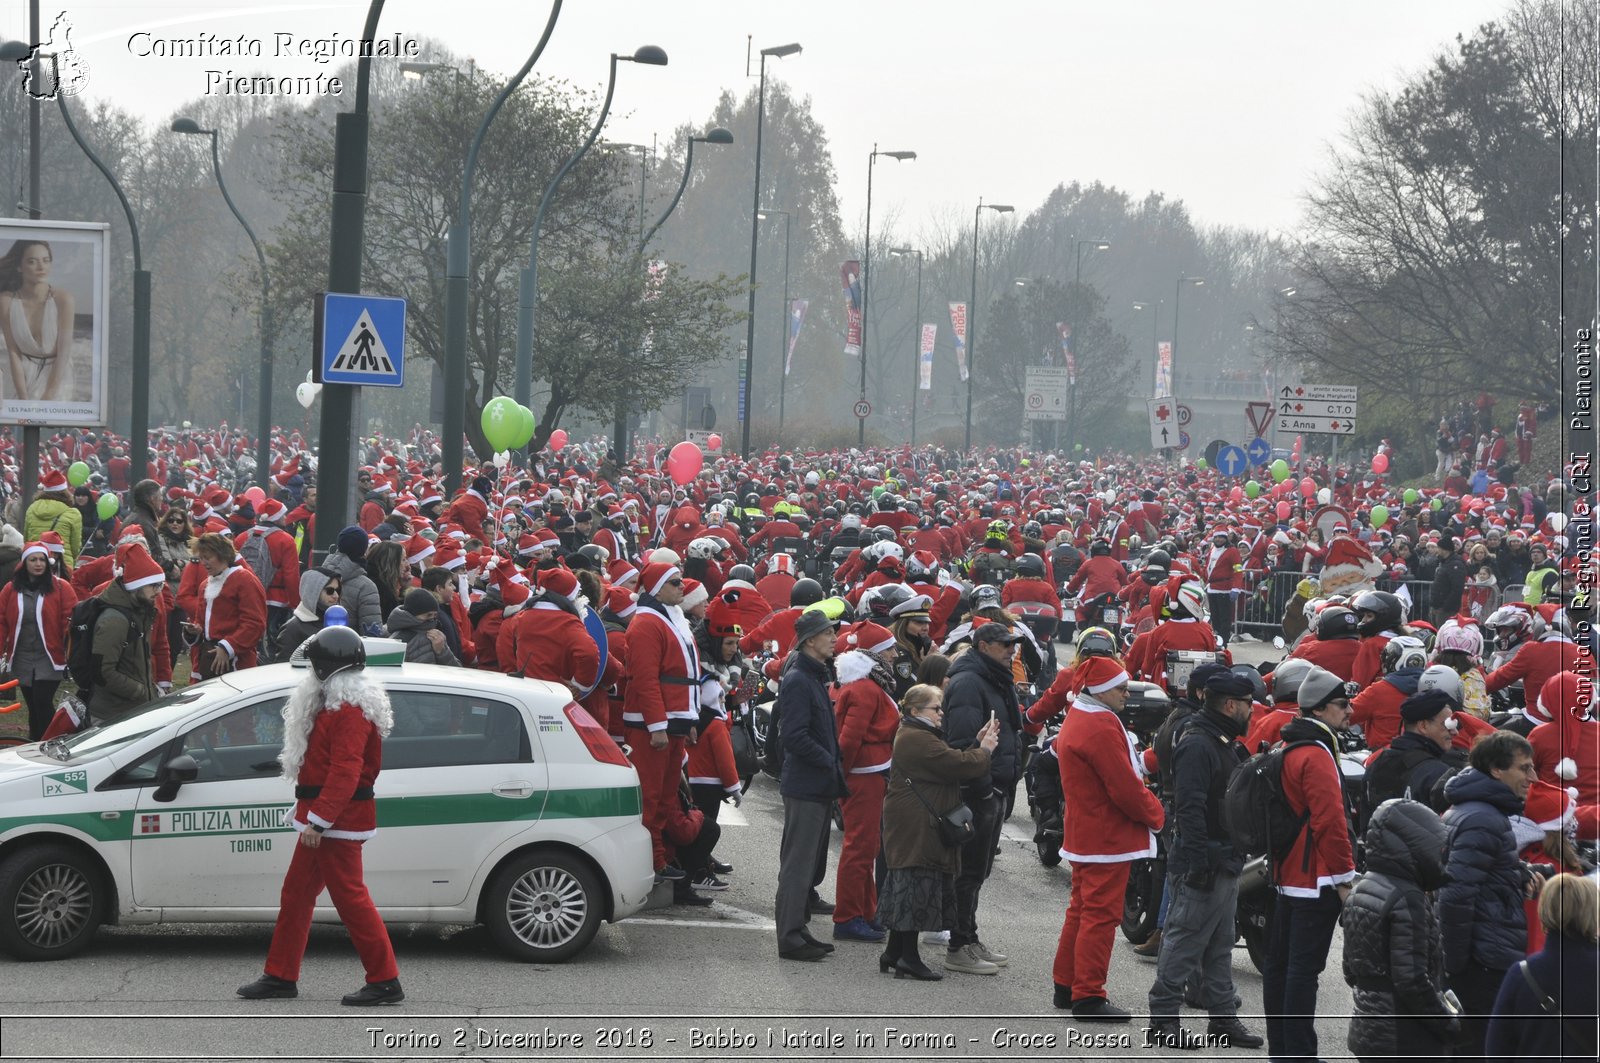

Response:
(47, 687), (221, 762)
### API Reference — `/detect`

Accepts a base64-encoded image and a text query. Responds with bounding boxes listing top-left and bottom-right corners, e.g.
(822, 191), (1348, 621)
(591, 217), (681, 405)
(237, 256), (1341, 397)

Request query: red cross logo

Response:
(1155, 404), (1171, 421)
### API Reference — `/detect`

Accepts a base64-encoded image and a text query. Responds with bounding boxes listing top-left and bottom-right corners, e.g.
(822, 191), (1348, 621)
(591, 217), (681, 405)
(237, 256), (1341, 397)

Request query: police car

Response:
(0, 640), (654, 963)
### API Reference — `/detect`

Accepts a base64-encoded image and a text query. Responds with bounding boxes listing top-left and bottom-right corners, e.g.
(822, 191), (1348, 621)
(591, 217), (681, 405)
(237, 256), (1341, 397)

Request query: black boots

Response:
(236, 974), (297, 1000)
(341, 979), (405, 1006)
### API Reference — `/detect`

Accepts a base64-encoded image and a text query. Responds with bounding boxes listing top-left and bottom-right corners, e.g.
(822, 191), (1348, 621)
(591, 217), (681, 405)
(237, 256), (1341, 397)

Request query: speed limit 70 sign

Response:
(853, 399), (872, 419)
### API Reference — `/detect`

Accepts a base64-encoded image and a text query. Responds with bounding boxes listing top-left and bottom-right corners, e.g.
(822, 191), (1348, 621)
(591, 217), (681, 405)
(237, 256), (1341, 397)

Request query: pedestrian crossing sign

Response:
(315, 292), (407, 387)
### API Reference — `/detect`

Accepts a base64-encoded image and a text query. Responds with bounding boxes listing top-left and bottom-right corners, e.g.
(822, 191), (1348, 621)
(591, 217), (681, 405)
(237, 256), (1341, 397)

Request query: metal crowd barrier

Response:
(1230, 570), (1512, 639)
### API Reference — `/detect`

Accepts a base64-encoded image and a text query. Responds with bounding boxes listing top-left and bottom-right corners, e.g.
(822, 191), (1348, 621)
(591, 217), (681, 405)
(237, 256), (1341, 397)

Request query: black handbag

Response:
(900, 772), (975, 848)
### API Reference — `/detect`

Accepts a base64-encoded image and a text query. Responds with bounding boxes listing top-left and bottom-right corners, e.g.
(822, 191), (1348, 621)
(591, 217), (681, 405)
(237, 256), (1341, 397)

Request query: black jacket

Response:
(1153, 695), (1202, 793)
(942, 648), (1022, 797)
(1439, 768), (1532, 974)
(1366, 730), (1464, 812)
(1432, 553), (1468, 613)
(776, 651), (847, 803)
(1167, 706), (1248, 876)
(1342, 799), (1456, 1057)
(1485, 932), (1600, 1063)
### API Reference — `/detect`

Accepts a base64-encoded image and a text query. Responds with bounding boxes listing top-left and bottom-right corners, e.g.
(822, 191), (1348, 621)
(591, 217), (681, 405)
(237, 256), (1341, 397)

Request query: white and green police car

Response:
(0, 640), (654, 963)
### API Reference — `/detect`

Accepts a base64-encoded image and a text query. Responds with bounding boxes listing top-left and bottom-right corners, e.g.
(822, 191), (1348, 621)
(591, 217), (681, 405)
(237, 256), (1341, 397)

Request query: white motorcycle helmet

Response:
(1416, 664), (1464, 708)
(686, 537), (721, 561)
(1171, 579), (1210, 623)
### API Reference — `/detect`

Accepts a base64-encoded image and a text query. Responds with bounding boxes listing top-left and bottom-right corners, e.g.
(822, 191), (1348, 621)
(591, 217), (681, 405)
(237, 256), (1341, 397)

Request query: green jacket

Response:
(24, 497), (83, 569)
(88, 581), (157, 724)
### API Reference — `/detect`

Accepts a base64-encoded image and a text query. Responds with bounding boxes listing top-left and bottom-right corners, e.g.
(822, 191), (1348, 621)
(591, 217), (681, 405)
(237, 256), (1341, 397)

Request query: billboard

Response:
(0, 218), (110, 426)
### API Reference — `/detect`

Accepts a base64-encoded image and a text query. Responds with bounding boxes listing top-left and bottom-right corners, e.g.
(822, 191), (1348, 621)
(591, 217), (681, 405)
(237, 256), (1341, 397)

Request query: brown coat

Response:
(882, 716), (992, 873)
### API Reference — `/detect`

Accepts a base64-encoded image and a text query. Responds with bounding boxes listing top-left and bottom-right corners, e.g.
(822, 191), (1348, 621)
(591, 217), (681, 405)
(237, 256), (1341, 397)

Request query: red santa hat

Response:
(681, 578), (708, 611)
(705, 591), (744, 638)
(1521, 779), (1579, 832)
(38, 530), (65, 556)
(1537, 670), (1595, 781)
(640, 561), (681, 597)
(491, 562), (531, 608)
(37, 469), (68, 493)
(417, 481), (443, 508)
(432, 539), (465, 570)
(256, 498), (288, 524)
(538, 567), (579, 601)
(842, 621), (895, 656)
(609, 560), (639, 588)
(1077, 655), (1130, 695)
(404, 534), (436, 567)
(272, 456), (300, 488)
(605, 586), (637, 618)
(18, 541), (48, 564)
(116, 542), (165, 591)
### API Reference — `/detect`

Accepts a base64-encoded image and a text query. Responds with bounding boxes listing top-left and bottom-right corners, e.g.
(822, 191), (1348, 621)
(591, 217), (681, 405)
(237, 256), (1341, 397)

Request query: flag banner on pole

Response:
(1155, 340), (1172, 397)
(785, 298), (809, 377)
(641, 259), (667, 356)
(841, 261), (862, 356)
(1056, 321), (1075, 375)
(1065, 352), (1077, 388)
(919, 323), (937, 390)
(737, 348), (748, 422)
(949, 302), (968, 382)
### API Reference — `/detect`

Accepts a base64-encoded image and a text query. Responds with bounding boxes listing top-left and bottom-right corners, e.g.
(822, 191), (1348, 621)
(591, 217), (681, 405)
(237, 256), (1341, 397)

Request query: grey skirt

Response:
(877, 867), (956, 932)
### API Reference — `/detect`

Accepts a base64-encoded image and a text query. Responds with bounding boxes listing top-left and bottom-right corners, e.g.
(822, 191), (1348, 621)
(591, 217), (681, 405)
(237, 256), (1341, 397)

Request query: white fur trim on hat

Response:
(1555, 757), (1578, 781)
(1085, 667), (1131, 694)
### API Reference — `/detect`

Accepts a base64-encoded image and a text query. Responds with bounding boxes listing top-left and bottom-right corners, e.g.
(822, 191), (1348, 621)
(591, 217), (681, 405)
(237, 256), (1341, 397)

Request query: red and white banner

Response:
(918, 323), (936, 390)
(841, 261), (862, 356)
(1155, 340), (1172, 397)
(785, 298), (809, 376)
(949, 302), (968, 382)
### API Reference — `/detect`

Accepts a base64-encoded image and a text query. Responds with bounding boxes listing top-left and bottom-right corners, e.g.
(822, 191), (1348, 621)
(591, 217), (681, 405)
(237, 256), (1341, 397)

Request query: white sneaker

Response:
(922, 929), (950, 945)
(943, 943), (999, 975)
(970, 940), (1009, 967)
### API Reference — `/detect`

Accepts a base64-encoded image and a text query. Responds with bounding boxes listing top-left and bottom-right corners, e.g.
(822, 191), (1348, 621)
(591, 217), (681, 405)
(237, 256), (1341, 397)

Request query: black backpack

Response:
(1223, 739), (1320, 860)
(760, 702), (784, 778)
(66, 597), (133, 694)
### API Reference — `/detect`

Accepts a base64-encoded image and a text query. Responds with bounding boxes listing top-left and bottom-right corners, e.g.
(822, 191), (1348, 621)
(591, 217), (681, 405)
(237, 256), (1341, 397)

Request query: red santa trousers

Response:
(833, 771), (887, 925)
(264, 837), (398, 984)
(626, 729), (686, 869)
(1052, 859), (1132, 1000)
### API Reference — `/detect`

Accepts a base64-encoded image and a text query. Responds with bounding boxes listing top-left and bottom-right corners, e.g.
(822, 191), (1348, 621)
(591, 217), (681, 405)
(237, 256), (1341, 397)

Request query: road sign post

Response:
(853, 399), (872, 419)
(1275, 384), (1357, 435)
(1216, 444), (1248, 478)
(1246, 436), (1271, 467)
(1146, 397), (1178, 450)
(315, 293), (407, 388)
(1024, 366), (1070, 423)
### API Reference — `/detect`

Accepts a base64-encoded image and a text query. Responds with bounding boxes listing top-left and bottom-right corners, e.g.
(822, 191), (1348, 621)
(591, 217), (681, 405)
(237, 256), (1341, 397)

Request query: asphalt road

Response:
(2, 637), (1365, 1063)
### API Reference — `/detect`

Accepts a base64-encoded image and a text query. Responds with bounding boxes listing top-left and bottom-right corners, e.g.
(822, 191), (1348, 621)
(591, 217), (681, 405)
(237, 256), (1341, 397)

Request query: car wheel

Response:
(0, 843), (105, 960)
(484, 849), (602, 963)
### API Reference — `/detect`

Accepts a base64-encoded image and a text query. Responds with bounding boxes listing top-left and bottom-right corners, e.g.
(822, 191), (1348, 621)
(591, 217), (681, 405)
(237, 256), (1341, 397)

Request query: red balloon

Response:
(666, 441), (704, 486)
(1276, 500), (1293, 520)
(1371, 452), (1389, 475)
(1229, 486), (1244, 504)
(548, 428), (568, 452)
(243, 486), (266, 506)
(706, 433), (723, 452)
(1300, 476), (1316, 497)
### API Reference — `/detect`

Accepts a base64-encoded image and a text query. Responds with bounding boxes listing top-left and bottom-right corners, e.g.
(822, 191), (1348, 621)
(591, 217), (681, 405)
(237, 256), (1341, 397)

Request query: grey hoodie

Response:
(323, 552), (382, 635)
(385, 607), (459, 666)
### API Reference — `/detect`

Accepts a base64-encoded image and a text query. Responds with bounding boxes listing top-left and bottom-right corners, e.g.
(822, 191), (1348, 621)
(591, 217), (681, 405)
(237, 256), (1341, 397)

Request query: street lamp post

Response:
(171, 118), (274, 486)
(515, 45), (667, 438)
(758, 209), (792, 444)
(889, 246), (923, 445)
(611, 127), (733, 457)
(963, 199), (1013, 451)
(859, 145), (916, 446)
(1065, 239), (1108, 454)
(1173, 274), (1205, 398)
(0, 40), (153, 485)
(740, 41), (802, 457)
(439, 0), (562, 495)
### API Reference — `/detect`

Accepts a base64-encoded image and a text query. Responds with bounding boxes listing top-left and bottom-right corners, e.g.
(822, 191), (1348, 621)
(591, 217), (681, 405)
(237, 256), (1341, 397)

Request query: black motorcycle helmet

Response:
(1315, 605), (1360, 641)
(726, 564), (757, 583)
(1090, 539), (1111, 557)
(1229, 663), (1268, 703)
(1140, 548), (1172, 585)
(870, 584), (913, 620)
(1016, 553), (1046, 579)
(307, 626), (366, 681)
(569, 544), (609, 572)
(1075, 626), (1118, 659)
(1352, 590), (1404, 637)
(791, 578), (824, 608)
(1022, 520), (1043, 540)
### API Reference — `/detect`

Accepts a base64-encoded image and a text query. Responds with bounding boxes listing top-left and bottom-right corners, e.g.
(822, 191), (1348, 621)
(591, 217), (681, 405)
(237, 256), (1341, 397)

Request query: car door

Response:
(363, 686), (547, 908)
(129, 695), (290, 910)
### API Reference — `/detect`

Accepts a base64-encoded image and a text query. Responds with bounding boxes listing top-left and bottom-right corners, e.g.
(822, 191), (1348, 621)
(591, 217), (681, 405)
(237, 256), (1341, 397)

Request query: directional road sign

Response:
(1024, 366), (1070, 422)
(1215, 444), (1249, 478)
(1246, 436), (1272, 466)
(1147, 397), (1178, 449)
(1277, 414), (1356, 435)
(316, 292), (407, 387)
(1275, 383), (1357, 433)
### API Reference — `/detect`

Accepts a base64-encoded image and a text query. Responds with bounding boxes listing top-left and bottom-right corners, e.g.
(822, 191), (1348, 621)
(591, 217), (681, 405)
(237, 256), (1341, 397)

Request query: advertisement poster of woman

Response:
(0, 219), (109, 427)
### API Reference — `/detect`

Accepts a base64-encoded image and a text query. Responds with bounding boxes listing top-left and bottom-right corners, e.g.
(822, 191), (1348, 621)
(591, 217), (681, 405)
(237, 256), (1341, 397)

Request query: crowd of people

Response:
(0, 421), (1594, 1057)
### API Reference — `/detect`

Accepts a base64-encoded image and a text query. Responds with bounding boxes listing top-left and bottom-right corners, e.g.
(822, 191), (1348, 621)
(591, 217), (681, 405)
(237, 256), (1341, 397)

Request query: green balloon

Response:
(1073, 443), (1083, 452)
(1270, 459), (1291, 482)
(480, 396), (519, 451)
(511, 404), (536, 448)
(873, 485), (885, 497)
(67, 461), (91, 487)
(1195, 458), (1208, 470)
(1430, 497), (1443, 511)
(96, 493), (119, 521)
(1370, 504), (1390, 529)
(1403, 488), (1419, 506)
(1245, 480), (1262, 499)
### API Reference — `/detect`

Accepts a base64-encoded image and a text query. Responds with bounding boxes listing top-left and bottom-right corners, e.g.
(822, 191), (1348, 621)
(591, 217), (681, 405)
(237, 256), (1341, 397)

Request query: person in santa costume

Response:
(179, 532), (268, 680)
(828, 622), (900, 943)
(1051, 655), (1165, 1022)
(505, 568), (598, 695)
(1528, 670), (1599, 807)
(684, 590), (746, 892)
(237, 627), (402, 1006)
(0, 540), (77, 739)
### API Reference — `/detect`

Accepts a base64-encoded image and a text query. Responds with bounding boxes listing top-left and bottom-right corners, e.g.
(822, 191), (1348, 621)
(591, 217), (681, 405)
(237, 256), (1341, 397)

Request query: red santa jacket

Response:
(289, 695), (386, 840)
(1001, 578), (1059, 616)
(1289, 634), (1362, 683)
(1350, 632), (1398, 689)
(358, 498), (387, 532)
(1126, 618), (1227, 689)
(507, 602), (599, 691)
(685, 715), (740, 794)
(1486, 636), (1588, 707)
(747, 519), (802, 550)
(1530, 716), (1600, 807)
(0, 576), (77, 670)
(1205, 544), (1245, 592)
(909, 581), (962, 642)
(1024, 663), (1082, 732)
(473, 606), (509, 672)
(234, 525), (300, 609)
(832, 651), (899, 775)
(1350, 675), (1412, 752)
(443, 490), (489, 541)
(180, 561), (267, 672)
(622, 597), (700, 734)
(603, 625), (630, 741)
(1272, 720), (1357, 897)
(1066, 555), (1126, 601)
(755, 572), (796, 613)
(1056, 695), (1165, 862)
(1243, 705), (1298, 755)
(739, 605), (801, 658)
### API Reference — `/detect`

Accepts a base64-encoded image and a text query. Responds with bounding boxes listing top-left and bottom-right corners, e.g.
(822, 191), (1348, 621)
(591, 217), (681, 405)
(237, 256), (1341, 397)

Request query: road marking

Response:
(625, 900), (774, 931)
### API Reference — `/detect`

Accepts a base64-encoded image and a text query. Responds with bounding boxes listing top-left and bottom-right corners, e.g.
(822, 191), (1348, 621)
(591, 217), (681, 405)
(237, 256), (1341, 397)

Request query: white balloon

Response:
(1550, 512), (1569, 533)
(1317, 488), (1332, 504)
(295, 382), (319, 409)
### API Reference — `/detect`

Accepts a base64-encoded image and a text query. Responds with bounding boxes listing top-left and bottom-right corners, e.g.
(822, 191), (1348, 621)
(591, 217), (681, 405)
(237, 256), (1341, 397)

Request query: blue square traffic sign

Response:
(315, 292), (407, 387)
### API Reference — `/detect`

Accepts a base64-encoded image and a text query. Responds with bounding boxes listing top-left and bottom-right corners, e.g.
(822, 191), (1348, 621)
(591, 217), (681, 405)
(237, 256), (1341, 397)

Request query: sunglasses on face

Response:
(323, 586), (341, 596)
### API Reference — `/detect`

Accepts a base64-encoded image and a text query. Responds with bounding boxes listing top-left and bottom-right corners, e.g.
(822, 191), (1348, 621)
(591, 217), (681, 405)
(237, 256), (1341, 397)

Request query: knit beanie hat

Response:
(337, 525), (369, 561)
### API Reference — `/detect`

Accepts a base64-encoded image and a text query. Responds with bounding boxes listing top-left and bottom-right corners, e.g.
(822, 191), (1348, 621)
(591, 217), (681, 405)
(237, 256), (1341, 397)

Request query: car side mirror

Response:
(152, 753), (199, 803)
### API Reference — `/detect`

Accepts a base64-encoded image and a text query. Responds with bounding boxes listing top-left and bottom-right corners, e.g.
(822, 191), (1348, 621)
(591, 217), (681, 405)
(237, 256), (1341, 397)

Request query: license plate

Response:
(1103, 608), (1120, 625)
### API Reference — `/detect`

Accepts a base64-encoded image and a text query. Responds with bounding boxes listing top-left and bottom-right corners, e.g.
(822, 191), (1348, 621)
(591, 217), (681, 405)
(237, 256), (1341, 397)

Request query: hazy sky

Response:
(11, 0), (1514, 234)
